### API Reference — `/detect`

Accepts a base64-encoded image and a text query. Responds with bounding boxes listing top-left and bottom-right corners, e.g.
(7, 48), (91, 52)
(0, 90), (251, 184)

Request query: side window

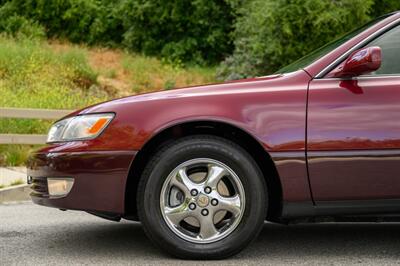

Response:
(367, 25), (400, 75)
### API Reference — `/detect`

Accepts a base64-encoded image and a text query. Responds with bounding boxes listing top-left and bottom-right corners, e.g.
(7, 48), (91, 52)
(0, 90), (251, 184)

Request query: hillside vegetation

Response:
(0, 36), (215, 166)
(1, 0), (399, 166)
(1, 0), (399, 78)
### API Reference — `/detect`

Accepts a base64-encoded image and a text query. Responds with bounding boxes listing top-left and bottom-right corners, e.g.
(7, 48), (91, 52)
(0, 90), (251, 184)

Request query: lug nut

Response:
(190, 189), (198, 196)
(201, 209), (209, 216)
(211, 199), (218, 206)
(204, 187), (212, 194)
(189, 203), (196, 210)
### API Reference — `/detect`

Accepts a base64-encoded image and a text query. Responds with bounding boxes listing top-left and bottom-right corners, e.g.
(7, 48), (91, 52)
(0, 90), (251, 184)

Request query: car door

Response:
(307, 24), (400, 205)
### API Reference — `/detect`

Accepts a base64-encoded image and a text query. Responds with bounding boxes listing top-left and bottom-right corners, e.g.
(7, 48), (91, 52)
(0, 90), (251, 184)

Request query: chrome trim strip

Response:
(308, 149), (400, 158)
(316, 75), (400, 81)
(269, 151), (306, 159)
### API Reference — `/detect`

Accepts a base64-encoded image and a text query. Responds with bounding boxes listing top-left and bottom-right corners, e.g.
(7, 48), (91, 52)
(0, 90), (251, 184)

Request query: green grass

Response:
(10, 179), (24, 186)
(0, 37), (108, 110)
(0, 36), (110, 137)
(0, 144), (41, 166)
(0, 37), (110, 166)
(121, 54), (216, 93)
(0, 185), (4, 189)
(0, 36), (216, 166)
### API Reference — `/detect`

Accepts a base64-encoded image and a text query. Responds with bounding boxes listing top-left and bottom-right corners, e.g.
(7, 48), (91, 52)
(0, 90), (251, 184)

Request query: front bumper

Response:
(27, 150), (136, 214)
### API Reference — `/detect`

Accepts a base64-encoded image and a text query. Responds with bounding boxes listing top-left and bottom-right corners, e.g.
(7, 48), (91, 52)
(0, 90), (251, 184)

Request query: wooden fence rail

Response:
(0, 107), (73, 144)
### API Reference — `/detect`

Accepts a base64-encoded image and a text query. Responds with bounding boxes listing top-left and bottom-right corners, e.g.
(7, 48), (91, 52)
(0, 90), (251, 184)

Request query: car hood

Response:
(76, 71), (308, 115)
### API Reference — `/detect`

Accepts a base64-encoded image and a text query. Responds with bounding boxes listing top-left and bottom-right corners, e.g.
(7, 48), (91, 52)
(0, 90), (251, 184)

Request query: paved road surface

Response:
(1, 202), (400, 265)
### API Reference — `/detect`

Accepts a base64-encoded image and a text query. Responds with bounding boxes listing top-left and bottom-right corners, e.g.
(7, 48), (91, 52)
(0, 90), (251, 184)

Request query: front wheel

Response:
(137, 135), (267, 259)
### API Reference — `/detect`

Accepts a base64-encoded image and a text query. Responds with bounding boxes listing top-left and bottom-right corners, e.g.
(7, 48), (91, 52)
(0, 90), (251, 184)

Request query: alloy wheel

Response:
(160, 158), (245, 244)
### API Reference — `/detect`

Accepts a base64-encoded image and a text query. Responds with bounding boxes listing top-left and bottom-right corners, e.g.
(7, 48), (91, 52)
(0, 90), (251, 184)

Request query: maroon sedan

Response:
(28, 12), (400, 259)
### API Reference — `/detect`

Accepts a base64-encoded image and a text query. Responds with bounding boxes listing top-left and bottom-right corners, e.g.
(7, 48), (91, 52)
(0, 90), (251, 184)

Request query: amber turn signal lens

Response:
(87, 118), (109, 134)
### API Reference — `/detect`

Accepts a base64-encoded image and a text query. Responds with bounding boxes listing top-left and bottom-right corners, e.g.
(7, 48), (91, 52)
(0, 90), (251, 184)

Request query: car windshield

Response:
(276, 14), (393, 74)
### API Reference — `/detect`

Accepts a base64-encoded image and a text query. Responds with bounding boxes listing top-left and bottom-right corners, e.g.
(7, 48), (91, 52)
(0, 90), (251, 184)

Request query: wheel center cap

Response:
(197, 194), (209, 207)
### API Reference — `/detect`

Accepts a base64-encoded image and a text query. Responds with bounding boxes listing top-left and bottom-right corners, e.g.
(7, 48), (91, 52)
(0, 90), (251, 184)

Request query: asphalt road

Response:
(1, 202), (400, 265)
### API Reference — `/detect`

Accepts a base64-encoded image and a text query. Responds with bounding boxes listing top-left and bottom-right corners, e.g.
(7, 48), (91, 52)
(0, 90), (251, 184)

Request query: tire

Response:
(137, 135), (267, 259)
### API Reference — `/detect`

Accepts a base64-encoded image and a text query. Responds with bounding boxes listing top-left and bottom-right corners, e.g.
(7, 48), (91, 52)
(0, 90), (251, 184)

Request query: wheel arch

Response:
(124, 120), (283, 222)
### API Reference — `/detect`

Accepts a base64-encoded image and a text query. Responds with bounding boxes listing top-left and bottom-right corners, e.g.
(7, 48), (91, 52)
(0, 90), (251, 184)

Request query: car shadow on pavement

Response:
(30, 219), (400, 264)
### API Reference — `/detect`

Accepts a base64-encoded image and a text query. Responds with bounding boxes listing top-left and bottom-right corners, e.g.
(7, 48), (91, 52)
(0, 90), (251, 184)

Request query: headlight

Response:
(47, 113), (114, 143)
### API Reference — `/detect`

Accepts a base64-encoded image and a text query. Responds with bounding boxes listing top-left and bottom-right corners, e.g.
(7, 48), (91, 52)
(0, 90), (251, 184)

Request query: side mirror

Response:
(329, 46), (381, 78)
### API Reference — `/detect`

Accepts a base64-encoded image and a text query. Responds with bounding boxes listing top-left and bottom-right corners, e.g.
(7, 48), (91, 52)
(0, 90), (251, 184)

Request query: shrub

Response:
(0, 11), (45, 40)
(217, 0), (375, 80)
(0, 0), (70, 37)
(118, 0), (237, 65)
(61, 0), (123, 45)
(0, 0), (398, 75)
(0, 0), (236, 65)
(369, 0), (400, 18)
(0, 0), (123, 45)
